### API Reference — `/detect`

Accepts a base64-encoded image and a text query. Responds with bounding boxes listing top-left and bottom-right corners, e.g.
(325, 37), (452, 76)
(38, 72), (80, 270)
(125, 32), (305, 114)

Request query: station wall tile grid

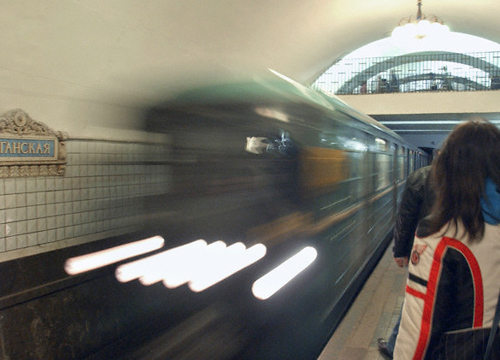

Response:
(0, 139), (171, 254)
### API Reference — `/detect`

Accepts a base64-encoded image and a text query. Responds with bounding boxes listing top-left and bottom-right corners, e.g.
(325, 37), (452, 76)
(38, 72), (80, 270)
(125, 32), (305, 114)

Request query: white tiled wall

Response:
(0, 138), (171, 256)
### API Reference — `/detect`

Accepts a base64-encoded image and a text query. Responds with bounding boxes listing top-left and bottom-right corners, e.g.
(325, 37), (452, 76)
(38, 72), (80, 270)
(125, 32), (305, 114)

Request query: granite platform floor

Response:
(318, 245), (407, 360)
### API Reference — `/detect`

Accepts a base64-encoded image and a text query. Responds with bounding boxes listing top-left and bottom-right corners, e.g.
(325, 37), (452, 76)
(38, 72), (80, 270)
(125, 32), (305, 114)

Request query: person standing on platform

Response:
(393, 118), (500, 359)
(360, 81), (367, 94)
(377, 163), (435, 358)
(440, 65), (453, 91)
(389, 70), (400, 93)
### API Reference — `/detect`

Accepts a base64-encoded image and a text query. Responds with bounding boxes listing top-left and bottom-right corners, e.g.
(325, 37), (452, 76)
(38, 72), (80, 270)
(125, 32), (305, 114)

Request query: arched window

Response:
(312, 33), (500, 95)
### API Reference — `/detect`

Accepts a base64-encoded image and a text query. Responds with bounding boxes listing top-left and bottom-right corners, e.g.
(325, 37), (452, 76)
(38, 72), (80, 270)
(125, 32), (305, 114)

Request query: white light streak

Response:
(254, 107), (290, 123)
(252, 246), (318, 300)
(189, 243), (267, 292)
(163, 241), (227, 289)
(115, 239), (207, 283)
(112, 238), (268, 293)
(138, 239), (210, 286)
(64, 236), (165, 275)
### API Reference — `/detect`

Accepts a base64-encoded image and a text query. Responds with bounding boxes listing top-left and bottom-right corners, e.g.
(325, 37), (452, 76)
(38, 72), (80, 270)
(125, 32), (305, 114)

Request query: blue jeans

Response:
(386, 312), (401, 355)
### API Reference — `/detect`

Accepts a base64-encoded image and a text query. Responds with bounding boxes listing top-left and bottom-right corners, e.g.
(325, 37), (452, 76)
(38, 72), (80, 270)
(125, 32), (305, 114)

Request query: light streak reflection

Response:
(64, 236), (165, 275)
(115, 239), (207, 283)
(189, 243), (267, 292)
(81, 237), (273, 294)
(252, 246), (318, 300)
(163, 240), (227, 289)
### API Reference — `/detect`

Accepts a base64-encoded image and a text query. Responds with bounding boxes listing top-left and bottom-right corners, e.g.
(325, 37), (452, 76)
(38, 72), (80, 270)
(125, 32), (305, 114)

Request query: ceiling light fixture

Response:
(391, 0), (449, 41)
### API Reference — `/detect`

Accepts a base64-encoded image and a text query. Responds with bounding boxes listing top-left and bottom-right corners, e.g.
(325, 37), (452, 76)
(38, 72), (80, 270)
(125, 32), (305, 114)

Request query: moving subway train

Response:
(0, 72), (429, 359)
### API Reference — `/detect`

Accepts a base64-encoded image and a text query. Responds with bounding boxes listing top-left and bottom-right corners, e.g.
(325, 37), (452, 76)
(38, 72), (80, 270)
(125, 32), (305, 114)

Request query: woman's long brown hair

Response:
(427, 118), (500, 243)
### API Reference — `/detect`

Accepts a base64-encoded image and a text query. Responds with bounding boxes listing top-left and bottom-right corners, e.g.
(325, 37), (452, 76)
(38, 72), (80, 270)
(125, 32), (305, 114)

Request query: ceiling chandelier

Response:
(391, 0), (450, 40)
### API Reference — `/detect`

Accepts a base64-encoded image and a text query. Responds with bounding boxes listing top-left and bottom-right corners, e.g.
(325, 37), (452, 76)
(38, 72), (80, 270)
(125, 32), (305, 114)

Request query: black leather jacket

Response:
(392, 166), (434, 258)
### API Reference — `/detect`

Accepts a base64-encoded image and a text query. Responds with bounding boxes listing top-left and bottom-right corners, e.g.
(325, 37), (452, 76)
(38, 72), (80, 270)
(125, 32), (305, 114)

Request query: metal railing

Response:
(312, 51), (500, 95)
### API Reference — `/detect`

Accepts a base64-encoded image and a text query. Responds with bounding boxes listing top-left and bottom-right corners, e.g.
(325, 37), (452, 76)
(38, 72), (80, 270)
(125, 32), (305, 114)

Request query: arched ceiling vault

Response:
(2, 0), (500, 150)
(3, 0), (500, 107)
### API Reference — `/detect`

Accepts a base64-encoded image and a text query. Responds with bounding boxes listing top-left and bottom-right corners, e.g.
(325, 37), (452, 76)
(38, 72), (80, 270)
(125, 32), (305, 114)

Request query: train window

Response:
(408, 151), (415, 174)
(346, 151), (365, 200)
(395, 145), (406, 181)
(375, 153), (392, 191)
(375, 138), (389, 152)
(397, 156), (405, 181)
(300, 147), (348, 191)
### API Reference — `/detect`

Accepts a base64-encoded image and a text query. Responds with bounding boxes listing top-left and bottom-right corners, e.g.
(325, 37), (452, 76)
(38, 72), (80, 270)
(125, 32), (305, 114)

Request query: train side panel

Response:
(0, 77), (429, 359)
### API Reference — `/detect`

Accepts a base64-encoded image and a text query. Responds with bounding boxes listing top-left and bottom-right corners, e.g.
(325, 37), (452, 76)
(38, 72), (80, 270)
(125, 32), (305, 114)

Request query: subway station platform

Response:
(318, 244), (407, 360)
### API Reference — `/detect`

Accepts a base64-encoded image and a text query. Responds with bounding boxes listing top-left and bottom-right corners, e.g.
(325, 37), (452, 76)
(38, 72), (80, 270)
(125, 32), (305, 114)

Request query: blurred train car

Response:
(136, 72), (429, 359)
(0, 72), (429, 360)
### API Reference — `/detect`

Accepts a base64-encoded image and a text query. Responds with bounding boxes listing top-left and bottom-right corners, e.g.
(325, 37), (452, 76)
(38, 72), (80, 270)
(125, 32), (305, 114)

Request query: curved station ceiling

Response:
(2, 1), (500, 146)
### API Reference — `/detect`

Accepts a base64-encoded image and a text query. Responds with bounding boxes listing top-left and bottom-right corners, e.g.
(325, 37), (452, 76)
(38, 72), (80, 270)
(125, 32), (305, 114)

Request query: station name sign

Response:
(0, 109), (67, 177)
(0, 137), (57, 160)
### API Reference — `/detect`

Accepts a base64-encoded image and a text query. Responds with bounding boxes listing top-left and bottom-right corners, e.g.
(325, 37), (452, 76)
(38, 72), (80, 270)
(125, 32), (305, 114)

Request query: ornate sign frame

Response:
(0, 109), (68, 177)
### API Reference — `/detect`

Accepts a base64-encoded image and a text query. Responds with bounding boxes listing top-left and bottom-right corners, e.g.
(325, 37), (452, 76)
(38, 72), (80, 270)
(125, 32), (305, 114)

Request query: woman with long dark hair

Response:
(394, 118), (500, 359)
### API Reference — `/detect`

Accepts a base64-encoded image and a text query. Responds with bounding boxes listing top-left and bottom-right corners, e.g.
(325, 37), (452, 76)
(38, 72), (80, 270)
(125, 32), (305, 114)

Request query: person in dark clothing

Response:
(378, 164), (435, 358)
(392, 165), (435, 267)
(389, 70), (400, 93)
